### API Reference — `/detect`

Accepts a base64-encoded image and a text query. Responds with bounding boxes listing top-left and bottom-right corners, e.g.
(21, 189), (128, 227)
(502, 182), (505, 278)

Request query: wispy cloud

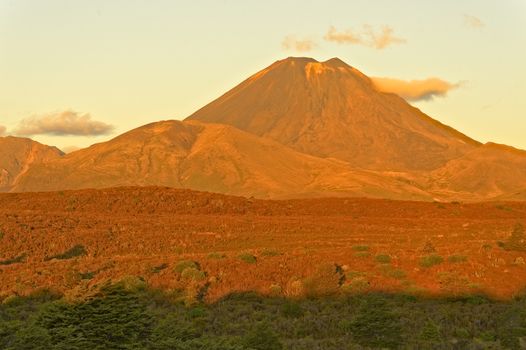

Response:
(371, 77), (460, 101)
(464, 14), (485, 29)
(282, 35), (317, 52)
(14, 110), (114, 136)
(0, 125), (6, 136)
(324, 25), (406, 49)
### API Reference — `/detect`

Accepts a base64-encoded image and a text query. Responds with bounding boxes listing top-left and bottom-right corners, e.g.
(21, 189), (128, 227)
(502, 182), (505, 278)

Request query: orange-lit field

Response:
(1, 186), (525, 302)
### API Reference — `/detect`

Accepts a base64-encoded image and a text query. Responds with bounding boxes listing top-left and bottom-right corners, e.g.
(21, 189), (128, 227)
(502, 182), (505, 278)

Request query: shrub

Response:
(0, 253), (27, 265)
(260, 249), (281, 257)
(354, 252), (370, 258)
(420, 255), (444, 268)
(44, 245), (86, 261)
(207, 252), (226, 259)
(281, 301), (304, 318)
(174, 260), (199, 273)
(375, 254), (391, 264)
(385, 268), (407, 280)
(238, 253), (257, 264)
(181, 267), (206, 281)
(352, 245), (369, 251)
(349, 297), (404, 348)
(242, 323), (283, 350)
(79, 271), (95, 280)
(448, 255), (468, 263)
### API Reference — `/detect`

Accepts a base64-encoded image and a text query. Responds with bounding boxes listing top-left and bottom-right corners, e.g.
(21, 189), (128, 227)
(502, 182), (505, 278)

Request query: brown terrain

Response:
(0, 187), (525, 302)
(2, 57), (526, 201)
(0, 136), (63, 192)
(9, 120), (431, 200)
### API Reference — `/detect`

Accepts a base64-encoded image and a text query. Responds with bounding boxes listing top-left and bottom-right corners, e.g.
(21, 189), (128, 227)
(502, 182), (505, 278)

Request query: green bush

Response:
(281, 302), (304, 318)
(448, 255), (468, 263)
(352, 245), (369, 251)
(260, 249), (281, 257)
(354, 252), (370, 258)
(420, 254), (444, 268)
(349, 297), (404, 348)
(238, 253), (257, 264)
(181, 267), (206, 281)
(174, 260), (199, 273)
(44, 245), (86, 261)
(0, 253), (27, 266)
(207, 252), (226, 259)
(242, 323), (283, 350)
(375, 254), (391, 264)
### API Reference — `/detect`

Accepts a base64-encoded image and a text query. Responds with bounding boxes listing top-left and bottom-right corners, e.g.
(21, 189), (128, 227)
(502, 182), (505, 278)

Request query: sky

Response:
(0, 0), (525, 151)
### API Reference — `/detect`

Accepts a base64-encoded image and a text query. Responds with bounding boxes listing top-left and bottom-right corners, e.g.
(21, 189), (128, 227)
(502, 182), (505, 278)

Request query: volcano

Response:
(187, 57), (480, 171)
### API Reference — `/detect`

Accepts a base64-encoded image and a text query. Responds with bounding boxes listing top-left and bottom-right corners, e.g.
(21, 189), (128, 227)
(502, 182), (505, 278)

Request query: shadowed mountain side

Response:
(187, 57), (479, 171)
(11, 120), (431, 200)
(426, 143), (526, 200)
(0, 136), (63, 191)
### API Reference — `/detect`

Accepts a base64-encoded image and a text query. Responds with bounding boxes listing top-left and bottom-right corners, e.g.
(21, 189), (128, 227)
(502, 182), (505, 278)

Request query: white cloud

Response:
(371, 77), (460, 101)
(282, 35), (317, 52)
(14, 110), (114, 136)
(324, 25), (406, 49)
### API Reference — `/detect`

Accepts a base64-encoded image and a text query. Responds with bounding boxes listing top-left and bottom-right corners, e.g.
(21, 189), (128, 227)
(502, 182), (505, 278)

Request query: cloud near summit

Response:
(14, 110), (114, 136)
(324, 25), (406, 49)
(371, 77), (460, 101)
(282, 35), (316, 52)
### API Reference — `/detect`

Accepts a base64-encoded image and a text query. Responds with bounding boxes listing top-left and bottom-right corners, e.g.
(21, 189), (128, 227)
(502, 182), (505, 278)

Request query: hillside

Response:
(11, 120), (431, 200)
(0, 136), (63, 191)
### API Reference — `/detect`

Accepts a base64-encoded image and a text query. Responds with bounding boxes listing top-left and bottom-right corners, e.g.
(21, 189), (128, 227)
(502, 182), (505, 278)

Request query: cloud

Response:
(464, 14), (484, 29)
(14, 110), (114, 136)
(371, 77), (460, 101)
(324, 25), (406, 49)
(282, 35), (316, 52)
(0, 125), (5, 136)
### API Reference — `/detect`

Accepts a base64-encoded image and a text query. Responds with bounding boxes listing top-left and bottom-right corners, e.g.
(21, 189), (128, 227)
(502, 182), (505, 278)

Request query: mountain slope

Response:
(12, 120), (431, 200)
(427, 143), (526, 200)
(187, 57), (480, 171)
(0, 136), (63, 191)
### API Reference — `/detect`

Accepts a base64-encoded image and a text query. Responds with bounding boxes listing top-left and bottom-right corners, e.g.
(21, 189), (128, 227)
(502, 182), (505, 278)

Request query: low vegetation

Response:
(2, 282), (526, 349)
(420, 254), (444, 268)
(44, 244), (87, 261)
(0, 254), (27, 266)
(238, 253), (257, 264)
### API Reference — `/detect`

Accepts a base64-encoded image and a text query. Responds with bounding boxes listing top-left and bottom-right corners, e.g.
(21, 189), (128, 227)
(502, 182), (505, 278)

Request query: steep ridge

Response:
(187, 57), (480, 171)
(0, 136), (63, 191)
(12, 120), (431, 200)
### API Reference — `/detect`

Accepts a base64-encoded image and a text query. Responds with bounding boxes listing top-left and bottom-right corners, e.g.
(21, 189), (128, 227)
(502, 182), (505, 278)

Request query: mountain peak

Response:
(282, 56), (318, 64)
(323, 57), (349, 67)
(187, 57), (478, 171)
